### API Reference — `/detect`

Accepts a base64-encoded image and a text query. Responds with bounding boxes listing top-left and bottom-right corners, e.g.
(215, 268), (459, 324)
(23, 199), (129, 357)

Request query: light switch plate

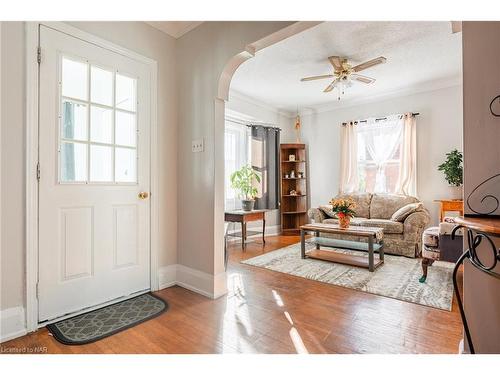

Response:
(192, 138), (204, 153)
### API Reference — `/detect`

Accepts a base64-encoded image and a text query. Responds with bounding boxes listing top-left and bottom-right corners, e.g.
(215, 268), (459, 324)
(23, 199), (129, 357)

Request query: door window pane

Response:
(115, 111), (136, 147)
(62, 57), (88, 100)
(115, 148), (136, 182)
(90, 145), (113, 182)
(60, 142), (87, 182)
(90, 66), (113, 106)
(115, 74), (136, 111)
(90, 106), (113, 144)
(62, 100), (87, 141)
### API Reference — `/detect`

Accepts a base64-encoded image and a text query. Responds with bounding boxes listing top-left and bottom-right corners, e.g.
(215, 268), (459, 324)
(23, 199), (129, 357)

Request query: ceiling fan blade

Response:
(352, 57), (387, 72)
(328, 56), (343, 71)
(300, 74), (334, 82)
(323, 79), (340, 93)
(350, 74), (376, 84)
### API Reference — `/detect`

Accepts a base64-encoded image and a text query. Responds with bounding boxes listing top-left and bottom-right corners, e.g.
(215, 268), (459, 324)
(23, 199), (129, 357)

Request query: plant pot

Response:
(338, 214), (351, 229)
(241, 199), (255, 211)
(448, 185), (463, 200)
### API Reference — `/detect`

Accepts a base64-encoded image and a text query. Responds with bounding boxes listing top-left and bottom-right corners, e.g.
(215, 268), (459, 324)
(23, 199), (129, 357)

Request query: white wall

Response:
(0, 22), (178, 331)
(226, 90), (294, 230)
(301, 84), (463, 226)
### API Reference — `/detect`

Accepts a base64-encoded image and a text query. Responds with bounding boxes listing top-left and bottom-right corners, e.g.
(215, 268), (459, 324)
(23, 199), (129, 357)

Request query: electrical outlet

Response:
(192, 138), (204, 153)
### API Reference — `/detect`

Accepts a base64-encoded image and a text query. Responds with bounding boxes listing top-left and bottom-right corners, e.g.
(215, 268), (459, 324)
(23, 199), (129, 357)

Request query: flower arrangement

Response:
(329, 198), (356, 228)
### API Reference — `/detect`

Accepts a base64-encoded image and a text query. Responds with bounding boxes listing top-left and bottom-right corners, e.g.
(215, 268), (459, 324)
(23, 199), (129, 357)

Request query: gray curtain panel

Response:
(250, 125), (280, 210)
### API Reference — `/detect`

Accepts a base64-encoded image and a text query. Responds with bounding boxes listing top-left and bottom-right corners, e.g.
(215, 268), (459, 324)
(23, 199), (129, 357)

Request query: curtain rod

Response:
(342, 112), (420, 126)
(225, 117), (280, 130)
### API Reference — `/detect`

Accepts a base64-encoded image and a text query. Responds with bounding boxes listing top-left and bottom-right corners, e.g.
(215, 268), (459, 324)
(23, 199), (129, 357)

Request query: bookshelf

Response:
(279, 143), (308, 235)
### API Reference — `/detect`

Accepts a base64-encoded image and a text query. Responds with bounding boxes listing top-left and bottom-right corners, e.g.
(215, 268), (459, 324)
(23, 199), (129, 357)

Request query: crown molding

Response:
(228, 89), (295, 118)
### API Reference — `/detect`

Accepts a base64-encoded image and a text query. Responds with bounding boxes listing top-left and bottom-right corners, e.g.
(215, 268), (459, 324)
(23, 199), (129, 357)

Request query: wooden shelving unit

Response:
(280, 143), (308, 235)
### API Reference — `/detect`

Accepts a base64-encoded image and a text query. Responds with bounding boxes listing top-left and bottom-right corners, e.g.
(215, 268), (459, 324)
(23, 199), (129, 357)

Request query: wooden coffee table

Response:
(300, 223), (384, 272)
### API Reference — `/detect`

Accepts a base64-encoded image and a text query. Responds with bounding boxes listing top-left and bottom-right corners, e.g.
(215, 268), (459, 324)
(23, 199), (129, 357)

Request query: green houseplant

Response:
(230, 165), (261, 211)
(437, 149), (463, 199)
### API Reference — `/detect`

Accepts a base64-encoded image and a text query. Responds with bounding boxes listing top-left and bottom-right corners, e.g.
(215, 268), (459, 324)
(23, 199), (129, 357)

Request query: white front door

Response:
(38, 25), (151, 322)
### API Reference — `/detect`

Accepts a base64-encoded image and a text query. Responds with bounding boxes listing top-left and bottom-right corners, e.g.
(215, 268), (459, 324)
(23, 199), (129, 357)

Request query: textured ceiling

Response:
(145, 21), (203, 38)
(230, 21), (462, 113)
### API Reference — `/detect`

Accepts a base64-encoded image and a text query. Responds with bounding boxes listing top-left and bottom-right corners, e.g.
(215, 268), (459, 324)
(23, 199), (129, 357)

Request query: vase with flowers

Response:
(329, 198), (357, 229)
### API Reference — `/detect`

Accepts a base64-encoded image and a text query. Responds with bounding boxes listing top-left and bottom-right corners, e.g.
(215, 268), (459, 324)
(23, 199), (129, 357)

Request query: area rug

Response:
(242, 243), (454, 311)
(47, 293), (168, 345)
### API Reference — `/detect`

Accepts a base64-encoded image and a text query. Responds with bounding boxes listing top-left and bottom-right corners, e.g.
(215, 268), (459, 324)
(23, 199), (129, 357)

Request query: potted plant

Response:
(329, 198), (357, 229)
(438, 149), (463, 199)
(230, 165), (261, 211)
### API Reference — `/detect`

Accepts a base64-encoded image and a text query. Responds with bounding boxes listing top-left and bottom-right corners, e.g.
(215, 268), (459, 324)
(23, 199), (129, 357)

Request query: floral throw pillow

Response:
(390, 202), (423, 222)
(318, 205), (337, 218)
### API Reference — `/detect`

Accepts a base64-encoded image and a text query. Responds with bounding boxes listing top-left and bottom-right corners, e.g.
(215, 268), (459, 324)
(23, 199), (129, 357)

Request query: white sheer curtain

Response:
(357, 116), (403, 193)
(339, 121), (359, 193)
(396, 113), (417, 196)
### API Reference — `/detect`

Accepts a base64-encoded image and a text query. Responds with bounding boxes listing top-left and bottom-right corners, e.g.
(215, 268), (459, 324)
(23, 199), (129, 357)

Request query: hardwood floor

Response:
(1, 235), (463, 354)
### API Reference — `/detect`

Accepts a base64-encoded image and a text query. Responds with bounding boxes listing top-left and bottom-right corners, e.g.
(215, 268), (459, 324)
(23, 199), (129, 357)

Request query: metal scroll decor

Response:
(466, 174), (500, 215)
(451, 226), (500, 354)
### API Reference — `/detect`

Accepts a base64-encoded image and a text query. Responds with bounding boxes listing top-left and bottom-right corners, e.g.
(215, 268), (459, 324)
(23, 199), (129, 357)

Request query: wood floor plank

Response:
(0, 235), (462, 354)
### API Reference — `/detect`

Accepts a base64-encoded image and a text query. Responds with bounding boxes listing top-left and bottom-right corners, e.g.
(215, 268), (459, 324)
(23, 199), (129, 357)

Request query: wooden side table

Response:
(224, 210), (267, 250)
(434, 199), (464, 222)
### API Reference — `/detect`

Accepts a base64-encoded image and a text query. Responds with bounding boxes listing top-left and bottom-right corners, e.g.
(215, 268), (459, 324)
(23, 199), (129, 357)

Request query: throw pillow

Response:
(318, 205), (337, 218)
(391, 202), (423, 222)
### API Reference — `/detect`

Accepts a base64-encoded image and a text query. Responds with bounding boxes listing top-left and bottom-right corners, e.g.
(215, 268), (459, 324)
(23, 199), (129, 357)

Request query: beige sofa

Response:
(307, 193), (430, 258)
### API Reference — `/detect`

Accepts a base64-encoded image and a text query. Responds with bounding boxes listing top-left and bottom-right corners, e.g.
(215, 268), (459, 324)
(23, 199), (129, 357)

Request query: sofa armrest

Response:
(403, 209), (431, 255)
(308, 208), (326, 223)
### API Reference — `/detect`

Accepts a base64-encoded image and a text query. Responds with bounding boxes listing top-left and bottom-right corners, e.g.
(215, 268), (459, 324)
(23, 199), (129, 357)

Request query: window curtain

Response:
(357, 116), (403, 193)
(251, 125), (280, 210)
(396, 113), (417, 196)
(339, 121), (359, 194)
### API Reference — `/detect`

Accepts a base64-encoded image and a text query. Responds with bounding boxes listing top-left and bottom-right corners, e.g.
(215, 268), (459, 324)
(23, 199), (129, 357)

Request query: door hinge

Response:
(36, 162), (41, 181)
(37, 46), (41, 64)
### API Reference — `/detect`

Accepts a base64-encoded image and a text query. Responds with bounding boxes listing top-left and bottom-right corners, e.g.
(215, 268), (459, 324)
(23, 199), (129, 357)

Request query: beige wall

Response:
(175, 22), (294, 275)
(0, 21), (178, 312)
(462, 21), (500, 354)
(301, 85), (463, 226)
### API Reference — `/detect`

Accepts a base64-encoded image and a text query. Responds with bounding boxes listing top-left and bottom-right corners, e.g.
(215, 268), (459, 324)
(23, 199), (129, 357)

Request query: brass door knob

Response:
(138, 191), (149, 200)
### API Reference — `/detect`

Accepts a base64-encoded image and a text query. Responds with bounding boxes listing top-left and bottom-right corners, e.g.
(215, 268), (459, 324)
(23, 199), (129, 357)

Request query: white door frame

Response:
(25, 21), (159, 332)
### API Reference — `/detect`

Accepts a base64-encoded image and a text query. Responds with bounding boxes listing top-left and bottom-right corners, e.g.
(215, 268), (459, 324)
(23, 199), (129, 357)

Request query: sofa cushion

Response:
(336, 193), (372, 218)
(390, 202), (423, 222)
(358, 219), (404, 234)
(323, 217), (367, 226)
(318, 205), (336, 218)
(370, 194), (419, 220)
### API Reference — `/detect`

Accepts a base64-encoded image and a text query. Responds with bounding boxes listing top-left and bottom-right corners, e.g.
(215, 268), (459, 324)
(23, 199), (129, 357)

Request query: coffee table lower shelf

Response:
(305, 248), (384, 270)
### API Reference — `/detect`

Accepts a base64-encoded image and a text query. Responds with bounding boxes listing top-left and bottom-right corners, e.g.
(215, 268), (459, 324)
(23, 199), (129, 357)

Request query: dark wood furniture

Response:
(280, 143), (308, 235)
(224, 209), (267, 250)
(434, 199), (464, 222)
(300, 223), (384, 272)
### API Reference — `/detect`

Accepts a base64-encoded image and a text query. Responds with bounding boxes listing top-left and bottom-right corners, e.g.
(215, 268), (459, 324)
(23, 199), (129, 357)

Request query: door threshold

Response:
(37, 289), (150, 328)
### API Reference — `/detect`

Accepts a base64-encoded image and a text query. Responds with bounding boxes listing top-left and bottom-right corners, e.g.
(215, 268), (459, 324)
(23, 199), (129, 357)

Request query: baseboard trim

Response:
(0, 306), (27, 343)
(158, 264), (228, 299)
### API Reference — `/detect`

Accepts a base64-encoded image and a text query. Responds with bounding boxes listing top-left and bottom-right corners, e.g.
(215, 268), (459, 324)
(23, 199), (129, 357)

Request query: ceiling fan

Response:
(300, 56), (387, 99)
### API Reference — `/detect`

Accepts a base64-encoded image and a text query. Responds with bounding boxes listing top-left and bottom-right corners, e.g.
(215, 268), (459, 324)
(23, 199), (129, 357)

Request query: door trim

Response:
(25, 21), (159, 332)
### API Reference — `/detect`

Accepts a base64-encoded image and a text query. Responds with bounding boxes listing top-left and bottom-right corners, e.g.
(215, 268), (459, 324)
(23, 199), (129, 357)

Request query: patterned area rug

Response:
(242, 243), (454, 311)
(47, 293), (168, 345)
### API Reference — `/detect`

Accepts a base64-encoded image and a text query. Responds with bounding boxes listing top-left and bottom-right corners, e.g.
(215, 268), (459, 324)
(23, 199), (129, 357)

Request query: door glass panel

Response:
(90, 66), (113, 106)
(62, 57), (88, 100)
(115, 111), (136, 147)
(60, 142), (87, 182)
(62, 100), (87, 141)
(90, 145), (113, 182)
(115, 147), (136, 182)
(115, 74), (136, 111)
(90, 106), (113, 144)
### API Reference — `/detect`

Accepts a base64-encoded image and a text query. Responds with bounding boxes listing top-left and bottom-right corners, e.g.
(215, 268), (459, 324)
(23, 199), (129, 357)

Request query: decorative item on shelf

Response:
(230, 165), (261, 211)
(290, 189), (298, 196)
(284, 173), (289, 179)
(298, 172), (304, 179)
(329, 197), (356, 229)
(290, 170), (295, 178)
(294, 110), (301, 143)
(438, 149), (463, 200)
(289, 154), (296, 161)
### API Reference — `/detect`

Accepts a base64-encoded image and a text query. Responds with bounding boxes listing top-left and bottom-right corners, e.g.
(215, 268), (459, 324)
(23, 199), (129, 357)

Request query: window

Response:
(59, 56), (138, 184)
(224, 120), (250, 210)
(356, 116), (403, 194)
